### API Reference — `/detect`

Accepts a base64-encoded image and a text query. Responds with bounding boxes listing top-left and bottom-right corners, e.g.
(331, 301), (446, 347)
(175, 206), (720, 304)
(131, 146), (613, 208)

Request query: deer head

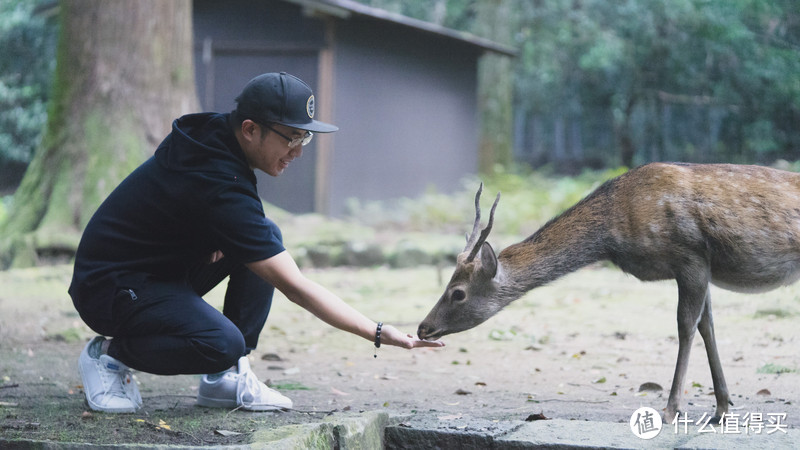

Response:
(417, 184), (502, 340)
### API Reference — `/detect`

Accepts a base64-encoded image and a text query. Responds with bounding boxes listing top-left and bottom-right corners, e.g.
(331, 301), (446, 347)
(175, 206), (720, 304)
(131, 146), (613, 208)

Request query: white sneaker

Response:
(78, 336), (142, 413)
(196, 356), (292, 411)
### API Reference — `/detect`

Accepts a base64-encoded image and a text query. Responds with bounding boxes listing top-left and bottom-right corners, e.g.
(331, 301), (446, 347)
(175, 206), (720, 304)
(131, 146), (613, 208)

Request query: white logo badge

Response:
(630, 407), (662, 439)
(306, 95), (315, 119)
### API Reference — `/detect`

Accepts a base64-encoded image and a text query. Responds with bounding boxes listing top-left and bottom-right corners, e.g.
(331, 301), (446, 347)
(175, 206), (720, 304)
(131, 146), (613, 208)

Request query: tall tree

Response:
(0, 0), (198, 268)
(474, 0), (514, 173)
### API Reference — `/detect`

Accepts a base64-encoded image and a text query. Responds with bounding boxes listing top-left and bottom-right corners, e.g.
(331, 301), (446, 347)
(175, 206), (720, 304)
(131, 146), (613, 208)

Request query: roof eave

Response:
(285, 0), (518, 57)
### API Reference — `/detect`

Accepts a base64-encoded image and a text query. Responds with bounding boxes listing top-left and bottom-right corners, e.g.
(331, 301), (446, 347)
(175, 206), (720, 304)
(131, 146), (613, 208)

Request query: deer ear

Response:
(479, 241), (497, 278)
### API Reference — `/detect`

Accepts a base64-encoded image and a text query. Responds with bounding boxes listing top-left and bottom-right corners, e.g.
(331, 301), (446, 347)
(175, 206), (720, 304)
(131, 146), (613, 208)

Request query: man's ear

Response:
(240, 120), (259, 142)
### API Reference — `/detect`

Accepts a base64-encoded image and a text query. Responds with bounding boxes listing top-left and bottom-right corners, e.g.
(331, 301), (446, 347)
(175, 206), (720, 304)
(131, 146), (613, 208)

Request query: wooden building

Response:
(193, 0), (515, 215)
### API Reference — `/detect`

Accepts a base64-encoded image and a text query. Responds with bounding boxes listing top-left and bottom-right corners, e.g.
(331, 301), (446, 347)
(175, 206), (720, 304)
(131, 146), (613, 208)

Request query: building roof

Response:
(285, 0), (517, 57)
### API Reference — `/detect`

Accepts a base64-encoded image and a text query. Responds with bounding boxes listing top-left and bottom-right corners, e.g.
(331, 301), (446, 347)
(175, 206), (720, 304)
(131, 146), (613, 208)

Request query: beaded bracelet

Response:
(373, 322), (383, 358)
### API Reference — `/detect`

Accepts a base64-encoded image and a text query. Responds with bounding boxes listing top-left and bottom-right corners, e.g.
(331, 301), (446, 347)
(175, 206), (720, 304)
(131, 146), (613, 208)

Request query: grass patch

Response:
(756, 363), (796, 374)
(753, 308), (794, 319)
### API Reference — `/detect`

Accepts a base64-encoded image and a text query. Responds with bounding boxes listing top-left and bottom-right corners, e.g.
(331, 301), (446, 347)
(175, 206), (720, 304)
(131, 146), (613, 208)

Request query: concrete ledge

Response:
(4, 413), (797, 449)
(384, 417), (800, 449)
(250, 411), (390, 449)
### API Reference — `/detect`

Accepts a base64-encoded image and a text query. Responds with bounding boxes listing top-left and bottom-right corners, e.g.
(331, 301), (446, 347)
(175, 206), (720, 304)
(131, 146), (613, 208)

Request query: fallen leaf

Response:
(757, 388), (771, 396)
(261, 353), (282, 361)
(454, 389), (472, 395)
(592, 377), (606, 384)
(215, 429), (242, 437)
(330, 387), (350, 396)
(475, 382), (487, 386)
(81, 411), (93, 419)
(525, 412), (550, 421)
(158, 419), (171, 430)
(638, 382), (663, 392)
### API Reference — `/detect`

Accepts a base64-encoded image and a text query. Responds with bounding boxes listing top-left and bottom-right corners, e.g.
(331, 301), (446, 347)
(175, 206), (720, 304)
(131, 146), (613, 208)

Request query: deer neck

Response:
(497, 194), (609, 295)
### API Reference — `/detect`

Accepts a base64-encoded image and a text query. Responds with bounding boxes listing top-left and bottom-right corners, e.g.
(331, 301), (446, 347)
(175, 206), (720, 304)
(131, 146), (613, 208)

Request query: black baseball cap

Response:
(234, 72), (338, 133)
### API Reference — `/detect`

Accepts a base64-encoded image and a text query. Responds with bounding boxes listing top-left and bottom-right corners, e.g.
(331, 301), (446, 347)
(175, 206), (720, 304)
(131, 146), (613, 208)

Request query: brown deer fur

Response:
(418, 162), (800, 423)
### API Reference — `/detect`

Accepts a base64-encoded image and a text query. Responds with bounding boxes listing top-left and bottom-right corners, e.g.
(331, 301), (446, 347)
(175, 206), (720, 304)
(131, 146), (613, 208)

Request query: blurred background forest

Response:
(361, 0), (799, 171)
(0, 0), (798, 242)
(1, 0), (798, 192)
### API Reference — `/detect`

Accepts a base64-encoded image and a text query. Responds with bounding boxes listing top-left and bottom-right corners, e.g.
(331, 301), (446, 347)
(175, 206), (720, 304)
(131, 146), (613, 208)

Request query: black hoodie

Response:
(69, 112), (285, 325)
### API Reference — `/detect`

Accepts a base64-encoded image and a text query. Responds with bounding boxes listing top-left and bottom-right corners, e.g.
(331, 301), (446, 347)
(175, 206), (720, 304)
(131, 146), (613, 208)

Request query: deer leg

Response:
(664, 275), (708, 423)
(697, 295), (731, 423)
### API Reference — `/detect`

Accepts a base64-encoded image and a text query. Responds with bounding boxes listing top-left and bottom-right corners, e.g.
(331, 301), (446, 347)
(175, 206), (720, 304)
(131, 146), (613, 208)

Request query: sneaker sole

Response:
(241, 403), (285, 411)
(196, 395), (238, 409)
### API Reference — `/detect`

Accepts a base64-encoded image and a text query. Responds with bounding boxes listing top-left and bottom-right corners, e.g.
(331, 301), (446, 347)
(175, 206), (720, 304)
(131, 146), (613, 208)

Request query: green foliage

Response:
(0, 0), (58, 170)
(0, 195), (9, 225)
(756, 363), (796, 374)
(344, 166), (625, 236)
(358, 0), (800, 168)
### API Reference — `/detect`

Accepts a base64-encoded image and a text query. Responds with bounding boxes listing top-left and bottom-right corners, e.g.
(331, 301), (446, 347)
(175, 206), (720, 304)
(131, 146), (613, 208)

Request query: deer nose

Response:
(417, 324), (432, 340)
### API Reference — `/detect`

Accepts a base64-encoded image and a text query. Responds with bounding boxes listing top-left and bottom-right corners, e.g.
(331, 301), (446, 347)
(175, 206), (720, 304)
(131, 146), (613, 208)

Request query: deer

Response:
(417, 162), (800, 423)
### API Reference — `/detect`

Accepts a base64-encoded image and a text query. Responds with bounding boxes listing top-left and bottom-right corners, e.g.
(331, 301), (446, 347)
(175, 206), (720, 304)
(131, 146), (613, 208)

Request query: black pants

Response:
(105, 260), (273, 375)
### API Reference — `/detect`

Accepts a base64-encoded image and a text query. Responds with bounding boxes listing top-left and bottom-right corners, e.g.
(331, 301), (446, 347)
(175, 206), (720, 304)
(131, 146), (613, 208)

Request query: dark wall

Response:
(193, 0), (325, 214)
(193, 0), (482, 216)
(329, 17), (479, 215)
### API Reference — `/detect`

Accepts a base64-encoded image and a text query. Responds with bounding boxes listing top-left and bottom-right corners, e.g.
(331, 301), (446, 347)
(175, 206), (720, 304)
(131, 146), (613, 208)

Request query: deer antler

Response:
(465, 183), (500, 262)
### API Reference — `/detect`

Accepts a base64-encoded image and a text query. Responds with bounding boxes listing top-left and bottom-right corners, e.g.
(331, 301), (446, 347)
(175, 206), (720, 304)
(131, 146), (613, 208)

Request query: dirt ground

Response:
(1, 263), (798, 446)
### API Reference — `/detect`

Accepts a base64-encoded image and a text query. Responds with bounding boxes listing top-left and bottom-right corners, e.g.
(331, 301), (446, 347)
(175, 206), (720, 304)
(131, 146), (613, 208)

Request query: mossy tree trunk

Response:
(0, 0), (198, 269)
(474, 0), (513, 174)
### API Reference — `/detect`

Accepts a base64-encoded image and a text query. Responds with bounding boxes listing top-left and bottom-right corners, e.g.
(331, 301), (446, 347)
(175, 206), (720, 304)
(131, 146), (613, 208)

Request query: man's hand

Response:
(379, 323), (445, 349)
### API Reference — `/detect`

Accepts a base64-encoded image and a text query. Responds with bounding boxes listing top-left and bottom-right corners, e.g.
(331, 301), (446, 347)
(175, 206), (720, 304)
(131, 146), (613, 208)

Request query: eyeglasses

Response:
(261, 124), (313, 149)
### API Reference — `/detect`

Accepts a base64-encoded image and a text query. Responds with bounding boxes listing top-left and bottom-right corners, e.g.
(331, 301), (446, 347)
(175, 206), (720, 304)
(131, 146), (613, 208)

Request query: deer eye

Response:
(451, 289), (466, 302)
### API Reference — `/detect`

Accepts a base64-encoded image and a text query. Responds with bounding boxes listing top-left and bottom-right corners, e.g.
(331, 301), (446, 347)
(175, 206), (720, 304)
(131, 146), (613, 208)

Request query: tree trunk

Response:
(616, 96), (637, 168)
(0, 0), (198, 269)
(474, 0), (513, 174)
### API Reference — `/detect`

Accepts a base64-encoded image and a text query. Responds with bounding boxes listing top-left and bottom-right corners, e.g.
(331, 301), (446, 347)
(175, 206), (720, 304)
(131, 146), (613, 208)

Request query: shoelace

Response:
(236, 367), (263, 408)
(236, 367), (285, 409)
(98, 360), (131, 402)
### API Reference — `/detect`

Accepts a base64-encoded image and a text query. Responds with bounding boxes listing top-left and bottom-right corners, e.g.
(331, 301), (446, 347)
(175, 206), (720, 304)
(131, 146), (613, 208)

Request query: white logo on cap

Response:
(306, 95), (315, 119)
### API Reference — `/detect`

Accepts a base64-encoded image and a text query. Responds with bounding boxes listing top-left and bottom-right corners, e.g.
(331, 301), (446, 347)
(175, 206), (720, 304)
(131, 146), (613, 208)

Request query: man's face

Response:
(240, 121), (305, 176)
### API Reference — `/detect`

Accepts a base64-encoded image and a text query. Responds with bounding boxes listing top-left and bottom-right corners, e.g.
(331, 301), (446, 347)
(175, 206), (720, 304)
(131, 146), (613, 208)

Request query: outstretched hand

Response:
(379, 323), (445, 349)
